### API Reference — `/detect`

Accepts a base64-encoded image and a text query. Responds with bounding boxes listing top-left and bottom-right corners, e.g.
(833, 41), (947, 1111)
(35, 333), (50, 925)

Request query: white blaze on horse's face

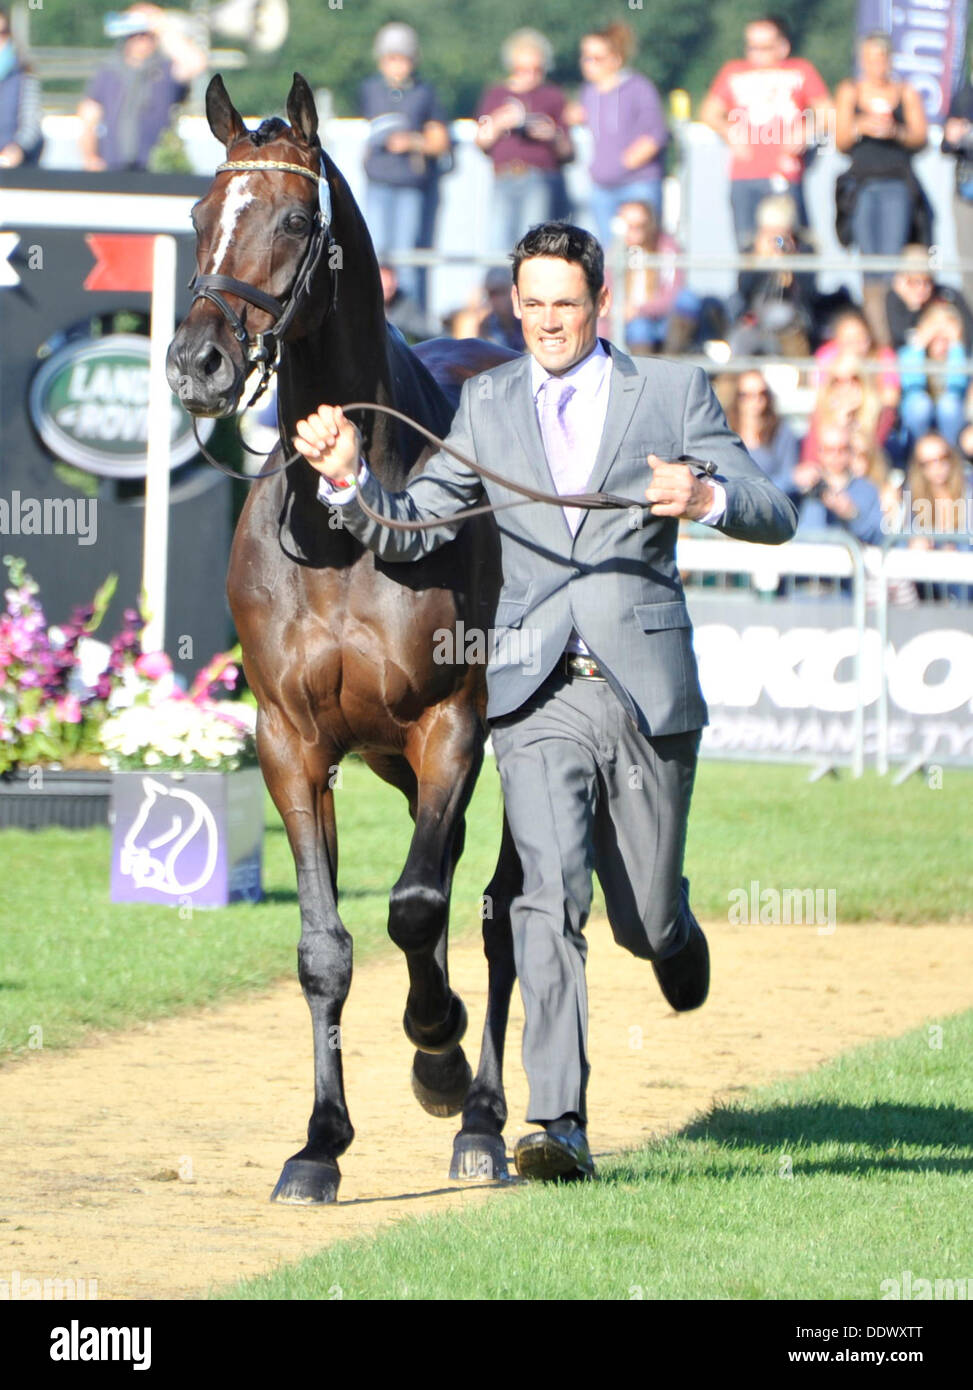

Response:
(208, 175), (255, 276)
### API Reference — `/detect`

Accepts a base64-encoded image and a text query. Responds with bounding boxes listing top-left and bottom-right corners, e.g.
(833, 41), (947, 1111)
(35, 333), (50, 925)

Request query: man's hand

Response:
(292, 406), (362, 483)
(645, 456), (714, 520)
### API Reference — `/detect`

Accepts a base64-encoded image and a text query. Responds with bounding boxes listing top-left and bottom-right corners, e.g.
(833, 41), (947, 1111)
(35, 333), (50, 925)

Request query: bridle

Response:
(183, 154), (718, 524)
(187, 155), (336, 412)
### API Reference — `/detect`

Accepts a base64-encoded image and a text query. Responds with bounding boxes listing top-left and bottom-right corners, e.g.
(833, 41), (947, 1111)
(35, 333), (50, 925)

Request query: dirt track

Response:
(2, 920), (971, 1300)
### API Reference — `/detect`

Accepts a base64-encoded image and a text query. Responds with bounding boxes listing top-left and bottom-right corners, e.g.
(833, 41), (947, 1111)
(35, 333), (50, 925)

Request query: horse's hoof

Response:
(270, 1157), (341, 1205)
(449, 1130), (510, 1183)
(403, 993), (468, 1055)
(411, 1046), (472, 1117)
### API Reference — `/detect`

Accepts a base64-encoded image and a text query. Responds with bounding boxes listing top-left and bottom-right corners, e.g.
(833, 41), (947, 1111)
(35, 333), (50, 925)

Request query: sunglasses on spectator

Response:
(738, 388), (768, 398)
(917, 451), (953, 465)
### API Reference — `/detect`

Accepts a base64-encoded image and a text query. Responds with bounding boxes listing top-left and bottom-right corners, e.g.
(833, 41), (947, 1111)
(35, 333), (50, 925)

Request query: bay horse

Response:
(166, 74), (521, 1202)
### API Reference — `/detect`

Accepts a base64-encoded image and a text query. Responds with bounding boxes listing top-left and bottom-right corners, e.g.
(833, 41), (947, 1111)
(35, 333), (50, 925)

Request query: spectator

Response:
(850, 425), (901, 529)
(897, 302), (970, 449)
(905, 432), (973, 549)
(942, 65), (973, 310)
(794, 418), (885, 544)
(475, 28), (572, 253)
(885, 244), (973, 350)
(802, 352), (896, 461)
(604, 199), (701, 355)
(834, 32), (928, 346)
(728, 194), (817, 357)
(479, 266), (525, 351)
(0, 7), (42, 168)
(379, 262), (435, 344)
(359, 22), (450, 306)
(716, 369), (800, 499)
(814, 307), (900, 405)
(77, 4), (205, 172)
(567, 21), (668, 246)
(701, 15), (830, 249)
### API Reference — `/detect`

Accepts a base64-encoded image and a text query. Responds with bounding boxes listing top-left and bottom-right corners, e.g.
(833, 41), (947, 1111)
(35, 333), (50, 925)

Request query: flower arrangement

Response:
(0, 555), (122, 774)
(100, 648), (257, 774)
(1, 555), (256, 776)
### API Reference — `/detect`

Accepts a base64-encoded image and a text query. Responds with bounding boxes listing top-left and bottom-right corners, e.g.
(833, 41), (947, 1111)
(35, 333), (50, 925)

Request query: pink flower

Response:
(135, 651), (172, 681)
(55, 694), (83, 724)
(15, 715), (41, 735)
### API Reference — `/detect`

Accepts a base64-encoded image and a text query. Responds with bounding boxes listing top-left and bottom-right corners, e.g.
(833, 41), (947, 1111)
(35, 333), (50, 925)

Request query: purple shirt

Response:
(477, 82), (567, 173)
(87, 52), (187, 170)
(580, 71), (668, 188)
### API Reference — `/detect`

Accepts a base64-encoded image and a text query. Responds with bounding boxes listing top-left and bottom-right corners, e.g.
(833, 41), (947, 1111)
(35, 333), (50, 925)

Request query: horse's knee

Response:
(387, 881), (448, 952)
(297, 929), (351, 1000)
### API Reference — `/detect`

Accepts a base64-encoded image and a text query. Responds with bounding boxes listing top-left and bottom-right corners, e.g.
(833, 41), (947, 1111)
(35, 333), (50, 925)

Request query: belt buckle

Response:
(565, 654), (604, 680)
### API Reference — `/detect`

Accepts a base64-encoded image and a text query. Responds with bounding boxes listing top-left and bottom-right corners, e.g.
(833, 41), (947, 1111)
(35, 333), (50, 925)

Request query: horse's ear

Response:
(206, 74), (247, 148)
(286, 72), (319, 147)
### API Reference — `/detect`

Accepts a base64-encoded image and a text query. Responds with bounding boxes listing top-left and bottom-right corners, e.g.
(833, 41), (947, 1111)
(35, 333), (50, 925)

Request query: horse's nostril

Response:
(195, 343), (225, 379)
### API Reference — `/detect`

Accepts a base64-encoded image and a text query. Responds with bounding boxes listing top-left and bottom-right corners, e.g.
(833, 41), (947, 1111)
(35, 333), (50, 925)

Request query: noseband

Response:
(188, 157), (336, 408)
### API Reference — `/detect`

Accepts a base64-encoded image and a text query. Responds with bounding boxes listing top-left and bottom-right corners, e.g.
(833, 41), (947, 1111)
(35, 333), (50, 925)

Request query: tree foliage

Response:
(27, 0), (867, 120)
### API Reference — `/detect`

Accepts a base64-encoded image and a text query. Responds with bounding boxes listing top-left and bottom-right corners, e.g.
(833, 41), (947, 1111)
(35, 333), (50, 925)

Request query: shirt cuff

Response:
(316, 460), (368, 505)
(696, 480), (726, 527)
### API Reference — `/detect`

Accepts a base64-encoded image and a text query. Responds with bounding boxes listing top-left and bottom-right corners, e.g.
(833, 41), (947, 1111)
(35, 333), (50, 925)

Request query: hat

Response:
(373, 22), (419, 61)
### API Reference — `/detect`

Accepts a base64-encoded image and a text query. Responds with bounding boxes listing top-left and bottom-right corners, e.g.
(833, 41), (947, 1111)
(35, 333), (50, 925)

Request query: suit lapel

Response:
(572, 341), (645, 542)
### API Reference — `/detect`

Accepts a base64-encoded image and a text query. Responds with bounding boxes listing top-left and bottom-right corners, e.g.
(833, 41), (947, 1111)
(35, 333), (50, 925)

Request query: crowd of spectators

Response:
(6, 6), (973, 574)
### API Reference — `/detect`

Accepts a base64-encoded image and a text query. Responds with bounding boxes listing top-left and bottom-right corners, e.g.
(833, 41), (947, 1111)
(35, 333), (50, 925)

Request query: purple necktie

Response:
(538, 377), (585, 534)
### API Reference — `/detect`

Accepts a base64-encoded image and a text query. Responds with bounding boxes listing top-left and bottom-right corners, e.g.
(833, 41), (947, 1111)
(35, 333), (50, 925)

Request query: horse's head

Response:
(167, 72), (335, 418)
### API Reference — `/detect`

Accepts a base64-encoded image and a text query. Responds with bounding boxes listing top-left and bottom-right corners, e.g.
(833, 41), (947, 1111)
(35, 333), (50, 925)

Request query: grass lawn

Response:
(0, 759), (969, 1059)
(215, 1008), (973, 1301)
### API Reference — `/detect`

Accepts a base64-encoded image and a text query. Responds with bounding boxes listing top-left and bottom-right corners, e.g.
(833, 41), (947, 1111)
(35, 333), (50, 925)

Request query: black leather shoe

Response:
(513, 1123), (596, 1182)
(652, 909), (709, 1012)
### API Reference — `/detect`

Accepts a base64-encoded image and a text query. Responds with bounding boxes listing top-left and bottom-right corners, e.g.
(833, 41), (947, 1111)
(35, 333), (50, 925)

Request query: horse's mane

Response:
(251, 118), (288, 147)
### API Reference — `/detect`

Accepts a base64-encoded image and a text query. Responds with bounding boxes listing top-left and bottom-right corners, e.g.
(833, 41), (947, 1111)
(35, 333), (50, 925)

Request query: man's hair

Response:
(510, 222), (604, 301)
(749, 14), (792, 46)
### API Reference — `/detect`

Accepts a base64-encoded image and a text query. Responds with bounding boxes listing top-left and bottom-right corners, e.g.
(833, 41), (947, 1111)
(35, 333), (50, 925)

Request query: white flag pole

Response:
(141, 234), (177, 655)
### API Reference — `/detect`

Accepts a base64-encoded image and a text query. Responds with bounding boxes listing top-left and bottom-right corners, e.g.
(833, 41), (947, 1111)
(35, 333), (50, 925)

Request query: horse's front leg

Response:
(387, 706), (482, 1119)
(260, 717), (352, 1204)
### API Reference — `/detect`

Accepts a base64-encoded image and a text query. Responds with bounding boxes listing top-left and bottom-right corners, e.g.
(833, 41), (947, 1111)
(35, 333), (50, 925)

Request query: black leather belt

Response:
(563, 653), (606, 680)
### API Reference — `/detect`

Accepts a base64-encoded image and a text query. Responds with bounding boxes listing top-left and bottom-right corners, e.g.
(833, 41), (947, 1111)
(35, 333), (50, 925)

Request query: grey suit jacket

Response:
(325, 342), (798, 737)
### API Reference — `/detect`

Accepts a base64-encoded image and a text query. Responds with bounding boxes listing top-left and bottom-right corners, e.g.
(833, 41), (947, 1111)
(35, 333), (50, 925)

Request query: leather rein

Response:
(185, 158), (716, 532)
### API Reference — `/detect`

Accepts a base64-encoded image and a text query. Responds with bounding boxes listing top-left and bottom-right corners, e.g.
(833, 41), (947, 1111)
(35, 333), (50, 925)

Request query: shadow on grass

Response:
(603, 1101), (973, 1182)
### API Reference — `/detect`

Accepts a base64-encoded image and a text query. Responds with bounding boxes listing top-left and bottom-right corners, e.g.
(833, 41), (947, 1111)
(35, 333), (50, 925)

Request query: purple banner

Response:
(857, 0), (969, 121)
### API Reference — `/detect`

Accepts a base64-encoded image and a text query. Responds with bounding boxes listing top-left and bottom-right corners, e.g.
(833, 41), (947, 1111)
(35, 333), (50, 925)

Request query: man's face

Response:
(894, 271), (933, 312)
(378, 53), (414, 87)
(818, 428), (852, 477)
(512, 257), (609, 375)
(123, 32), (157, 65)
(745, 22), (786, 69)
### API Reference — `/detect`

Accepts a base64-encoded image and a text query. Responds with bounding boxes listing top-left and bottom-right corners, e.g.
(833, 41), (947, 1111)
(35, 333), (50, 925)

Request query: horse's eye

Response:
(284, 212), (310, 234)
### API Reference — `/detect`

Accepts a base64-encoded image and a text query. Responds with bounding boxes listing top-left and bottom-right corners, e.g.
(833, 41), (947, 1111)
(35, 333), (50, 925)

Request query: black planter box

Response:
(0, 768), (112, 830)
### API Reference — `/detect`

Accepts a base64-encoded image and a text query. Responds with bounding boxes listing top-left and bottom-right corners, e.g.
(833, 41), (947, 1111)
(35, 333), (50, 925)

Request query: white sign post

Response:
(141, 234), (177, 655)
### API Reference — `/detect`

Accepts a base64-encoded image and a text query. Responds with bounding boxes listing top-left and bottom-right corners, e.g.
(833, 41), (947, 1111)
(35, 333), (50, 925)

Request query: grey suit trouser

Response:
(490, 667), (702, 1126)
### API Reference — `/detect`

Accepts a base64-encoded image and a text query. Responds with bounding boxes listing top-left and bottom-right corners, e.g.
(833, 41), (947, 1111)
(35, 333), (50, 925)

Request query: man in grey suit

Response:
(293, 223), (797, 1182)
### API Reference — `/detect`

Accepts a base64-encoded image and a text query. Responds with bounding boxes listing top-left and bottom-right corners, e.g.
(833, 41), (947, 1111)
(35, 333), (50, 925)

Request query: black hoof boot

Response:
(270, 1156), (341, 1205)
(449, 1130), (510, 1182)
(411, 1046), (472, 1117)
(403, 993), (468, 1055)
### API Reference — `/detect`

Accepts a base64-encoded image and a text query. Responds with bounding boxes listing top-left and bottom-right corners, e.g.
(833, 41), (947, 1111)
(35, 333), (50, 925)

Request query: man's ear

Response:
(511, 284), (523, 321)
(597, 281), (611, 320)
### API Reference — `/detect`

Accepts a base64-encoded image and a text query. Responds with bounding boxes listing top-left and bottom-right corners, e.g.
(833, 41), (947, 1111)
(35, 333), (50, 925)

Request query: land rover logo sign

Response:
(29, 334), (215, 479)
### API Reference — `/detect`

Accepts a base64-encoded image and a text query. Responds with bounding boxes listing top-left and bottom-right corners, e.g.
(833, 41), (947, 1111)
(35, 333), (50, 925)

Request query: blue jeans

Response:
(626, 288), (702, 350)
(589, 178), (663, 250)
(852, 177), (913, 284)
(364, 181), (424, 301)
(730, 178), (809, 249)
(491, 169), (560, 252)
(900, 388), (966, 447)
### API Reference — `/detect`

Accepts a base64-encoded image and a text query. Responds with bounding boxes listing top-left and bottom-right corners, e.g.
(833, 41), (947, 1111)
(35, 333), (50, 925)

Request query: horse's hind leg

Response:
(382, 711), (481, 1116)
(451, 812), (520, 1182)
(260, 720), (352, 1204)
